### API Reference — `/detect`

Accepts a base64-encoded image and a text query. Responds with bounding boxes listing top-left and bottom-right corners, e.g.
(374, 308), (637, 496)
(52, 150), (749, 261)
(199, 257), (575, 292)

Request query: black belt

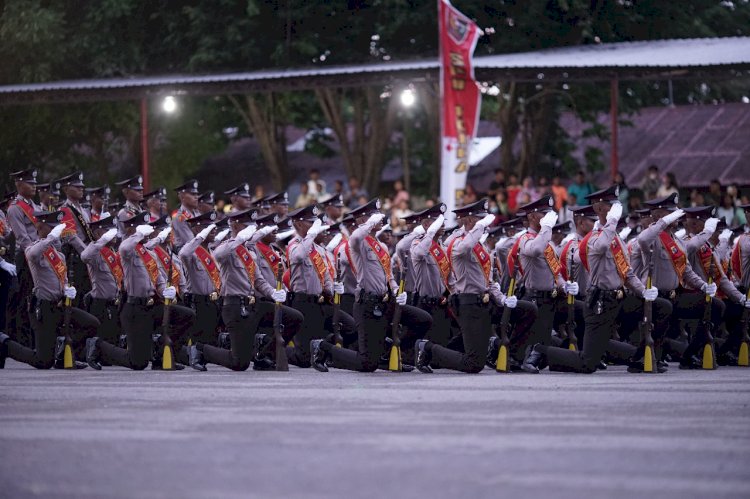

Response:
(589, 287), (625, 301)
(525, 288), (560, 300)
(455, 293), (490, 306)
(185, 293), (219, 304)
(658, 289), (677, 300)
(291, 292), (324, 304)
(417, 295), (444, 307)
(90, 297), (119, 307)
(223, 295), (256, 306)
(126, 296), (155, 306)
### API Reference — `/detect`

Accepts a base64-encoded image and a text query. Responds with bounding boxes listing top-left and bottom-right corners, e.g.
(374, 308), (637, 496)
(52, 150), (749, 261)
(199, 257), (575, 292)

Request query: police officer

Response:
(414, 199), (535, 373)
(116, 175), (145, 237)
(197, 191), (216, 215)
(80, 216), (122, 360)
(143, 187), (167, 221)
(0, 211), (99, 369)
(224, 183), (252, 215)
(86, 185), (111, 223)
(334, 214), (358, 315)
(178, 211), (222, 371)
(311, 199), (432, 372)
(6, 169), (41, 346)
(523, 186), (663, 373)
(319, 193), (344, 225)
(494, 217), (525, 292)
(171, 180), (201, 251)
(0, 197), (16, 335)
(639, 194), (722, 369)
(36, 183), (55, 212)
(57, 172), (95, 307)
(193, 209), (287, 371)
(394, 212), (421, 304)
(264, 192), (289, 218)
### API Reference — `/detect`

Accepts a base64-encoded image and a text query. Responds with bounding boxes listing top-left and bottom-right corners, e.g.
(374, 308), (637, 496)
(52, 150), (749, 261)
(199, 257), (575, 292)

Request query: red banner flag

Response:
(439, 0), (482, 218)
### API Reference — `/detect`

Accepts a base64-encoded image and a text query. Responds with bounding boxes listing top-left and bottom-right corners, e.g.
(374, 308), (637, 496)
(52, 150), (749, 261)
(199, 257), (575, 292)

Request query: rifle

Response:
(700, 258), (717, 370)
(739, 288), (750, 367)
(273, 263), (289, 371)
(640, 246), (657, 373)
(332, 254), (343, 348)
(495, 264), (513, 373)
(161, 241), (175, 370)
(62, 248), (75, 369)
(566, 245), (578, 352)
(388, 255), (406, 372)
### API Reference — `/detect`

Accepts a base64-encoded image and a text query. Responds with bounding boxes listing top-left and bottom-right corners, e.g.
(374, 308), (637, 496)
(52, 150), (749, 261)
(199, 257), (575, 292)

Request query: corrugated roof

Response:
(0, 37), (748, 104)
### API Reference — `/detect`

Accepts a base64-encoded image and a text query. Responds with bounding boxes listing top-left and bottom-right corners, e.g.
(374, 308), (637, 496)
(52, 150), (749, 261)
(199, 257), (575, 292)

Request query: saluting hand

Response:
(703, 217), (719, 234)
(49, 223), (67, 239)
(539, 211), (558, 230)
(135, 224), (154, 238)
(100, 228), (118, 244)
(236, 225), (257, 242)
(214, 229), (230, 243)
(196, 223), (216, 240)
(661, 209), (685, 226)
(606, 202), (623, 224)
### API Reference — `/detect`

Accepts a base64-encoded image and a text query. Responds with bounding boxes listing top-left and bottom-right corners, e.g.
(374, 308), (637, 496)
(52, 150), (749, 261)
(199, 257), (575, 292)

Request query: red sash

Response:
(0, 218), (6, 235)
(256, 242), (283, 273)
(731, 235), (744, 280)
(544, 244), (562, 278)
(658, 231), (687, 283)
(99, 246), (123, 288)
(90, 212), (101, 223)
(698, 244), (720, 281)
(195, 245), (221, 292)
(325, 253), (336, 280)
(578, 230), (596, 272)
(365, 236), (391, 281)
(560, 239), (576, 281)
(344, 240), (357, 277)
(153, 245), (181, 294)
(42, 246), (67, 292)
(135, 244), (159, 291)
(428, 240), (452, 288)
(506, 235), (527, 276)
(12, 199), (37, 224)
(308, 245), (329, 287)
(506, 232), (559, 278)
(448, 236), (491, 284)
(235, 245), (257, 282)
(579, 230), (630, 282)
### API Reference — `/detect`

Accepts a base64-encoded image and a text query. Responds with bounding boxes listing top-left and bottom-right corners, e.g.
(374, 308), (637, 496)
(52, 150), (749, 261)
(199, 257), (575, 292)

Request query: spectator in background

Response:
(567, 170), (596, 204)
(307, 169), (327, 200)
(462, 184), (478, 206)
(392, 179), (409, 207)
(494, 190), (510, 219)
(345, 177), (368, 209)
(628, 190), (643, 213)
(551, 176), (568, 211)
(559, 192), (577, 223)
(689, 189), (705, 208)
(252, 185), (265, 203)
(333, 179), (345, 197)
(537, 176), (550, 197)
(356, 194), (369, 207)
(614, 171), (630, 214)
(704, 179), (722, 206)
(717, 193), (741, 226)
(294, 182), (316, 208)
(516, 176), (539, 207)
(506, 173), (521, 213)
(656, 172), (679, 199)
(641, 164), (661, 201)
(487, 169), (506, 197)
(391, 198), (413, 233)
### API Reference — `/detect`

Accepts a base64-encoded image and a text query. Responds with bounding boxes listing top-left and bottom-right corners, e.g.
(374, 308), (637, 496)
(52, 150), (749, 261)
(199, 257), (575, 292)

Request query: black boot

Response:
(253, 334), (275, 371)
(218, 332), (231, 350)
(0, 332), (9, 369)
(54, 336), (87, 369)
(415, 339), (433, 373)
(86, 337), (102, 370)
(118, 334), (127, 349)
(486, 336), (499, 369)
(310, 339), (329, 372)
(521, 344), (544, 374)
(679, 355), (702, 370)
(189, 344), (207, 372)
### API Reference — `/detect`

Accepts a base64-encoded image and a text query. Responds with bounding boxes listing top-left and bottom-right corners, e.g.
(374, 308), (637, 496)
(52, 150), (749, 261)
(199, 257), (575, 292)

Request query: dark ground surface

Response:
(1, 360), (749, 499)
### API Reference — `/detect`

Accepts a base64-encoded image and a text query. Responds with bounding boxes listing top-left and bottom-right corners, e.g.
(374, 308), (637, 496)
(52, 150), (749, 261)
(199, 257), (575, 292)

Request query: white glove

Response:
(593, 221), (601, 231)
(703, 217), (719, 234)
(49, 223), (67, 239)
(662, 209), (685, 226)
(0, 260), (17, 276)
(476, 213), (496, 229)
(540, 211), (558, 229)
(237, 225), (256, 242)
(489, 282), (501, 296)
(197, 223), (216, 240)
(395, 291), (407, 306)
(136, 224), (154, 238)
(215, 228), (230, 243)
(427, 215), (445, 236)
(375, 224), (390, 238)
(701, 282), (717, 297)
(271, 289), (287, 303)
(412, 224), (426, 236)
(674, 228), (687, 240)
(100, 212), (111, 219)
(564, 281), (579, 296)
(718, 229), (732, 243)
(100, 228), (118, 244)
(255, 225), (278, 239)
(642, 287), (658, 302)
(333, 281), (344, 295)
(479, 233), (489, 244)
(64, 286), (77, 300)
(308, 219), (329, 238)
(606, 202), (623, 224)
(503, 295), (518, 309)
(163, 286), (176, 300)
(155, 227), (172, 243)
(619, 227), (632, 240)
(741, 296), (750, 308)
(326, 233), (342, 252)
(366, 213), (386, 226)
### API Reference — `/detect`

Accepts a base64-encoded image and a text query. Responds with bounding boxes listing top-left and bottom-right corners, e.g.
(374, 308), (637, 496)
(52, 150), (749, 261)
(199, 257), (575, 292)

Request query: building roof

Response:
(1, 37), (749, 104)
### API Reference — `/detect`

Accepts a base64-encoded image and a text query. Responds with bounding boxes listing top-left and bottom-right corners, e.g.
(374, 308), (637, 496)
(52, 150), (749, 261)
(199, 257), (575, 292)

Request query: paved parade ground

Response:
(1, 360), (749, 499)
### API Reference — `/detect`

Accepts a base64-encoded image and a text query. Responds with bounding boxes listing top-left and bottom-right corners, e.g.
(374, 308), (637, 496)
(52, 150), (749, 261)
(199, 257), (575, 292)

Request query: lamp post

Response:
(399, 88), (416, 192)
(139, 95), (178, 192)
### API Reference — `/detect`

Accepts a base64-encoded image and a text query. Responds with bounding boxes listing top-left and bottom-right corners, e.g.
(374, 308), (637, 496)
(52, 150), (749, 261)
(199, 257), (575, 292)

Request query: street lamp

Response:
(162, 95), (177, 113)
(400, 88), (416, 108)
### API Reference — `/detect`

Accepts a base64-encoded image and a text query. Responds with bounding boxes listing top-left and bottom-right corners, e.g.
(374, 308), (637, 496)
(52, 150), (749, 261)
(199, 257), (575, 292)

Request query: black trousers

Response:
(85, 297), (120, 345)
(185, 295), (221, 346)
(201, 303), (262, 371)
(517, 291), (559, 354)
(287, 293), (354, 367)
(718, 299), (747, 356)
(0, 266), (12, 337)
(99, 301), (194, 370)
(676, 292), (726, 362)
(416, 298), (454, 347)
(7, 252), (33, 346)
(490, 300), (539, 362)
(254, 299), (305, 360)
(429, 295), (536, 373)
(552, 299), (586, 349)
(7, 299), (99, 369)
(326, 296), (432, 372)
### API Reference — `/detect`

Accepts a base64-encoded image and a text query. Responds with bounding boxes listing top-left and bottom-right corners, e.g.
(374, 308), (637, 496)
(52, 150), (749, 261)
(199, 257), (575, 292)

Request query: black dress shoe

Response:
(189, 345), (207, 372)
(86, 337), (102, 370)
(310, 340), (329, 372)
(629, 359), (668, 373)
(486, 337), (499, 369)
(597, 360), (608, 371)
(415, 340), (433, 373)
(253, 358), (276, 371)
(679, 355), (702, 370)
(253, 334), (275, 370)
(521, 344), (543, 374)
(509, 357), (522, 372)
(401, 363), (415, 373)
(717, 352), (738, 366)
(657, 360), (669, 371)
(0, 333), (9, 369)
